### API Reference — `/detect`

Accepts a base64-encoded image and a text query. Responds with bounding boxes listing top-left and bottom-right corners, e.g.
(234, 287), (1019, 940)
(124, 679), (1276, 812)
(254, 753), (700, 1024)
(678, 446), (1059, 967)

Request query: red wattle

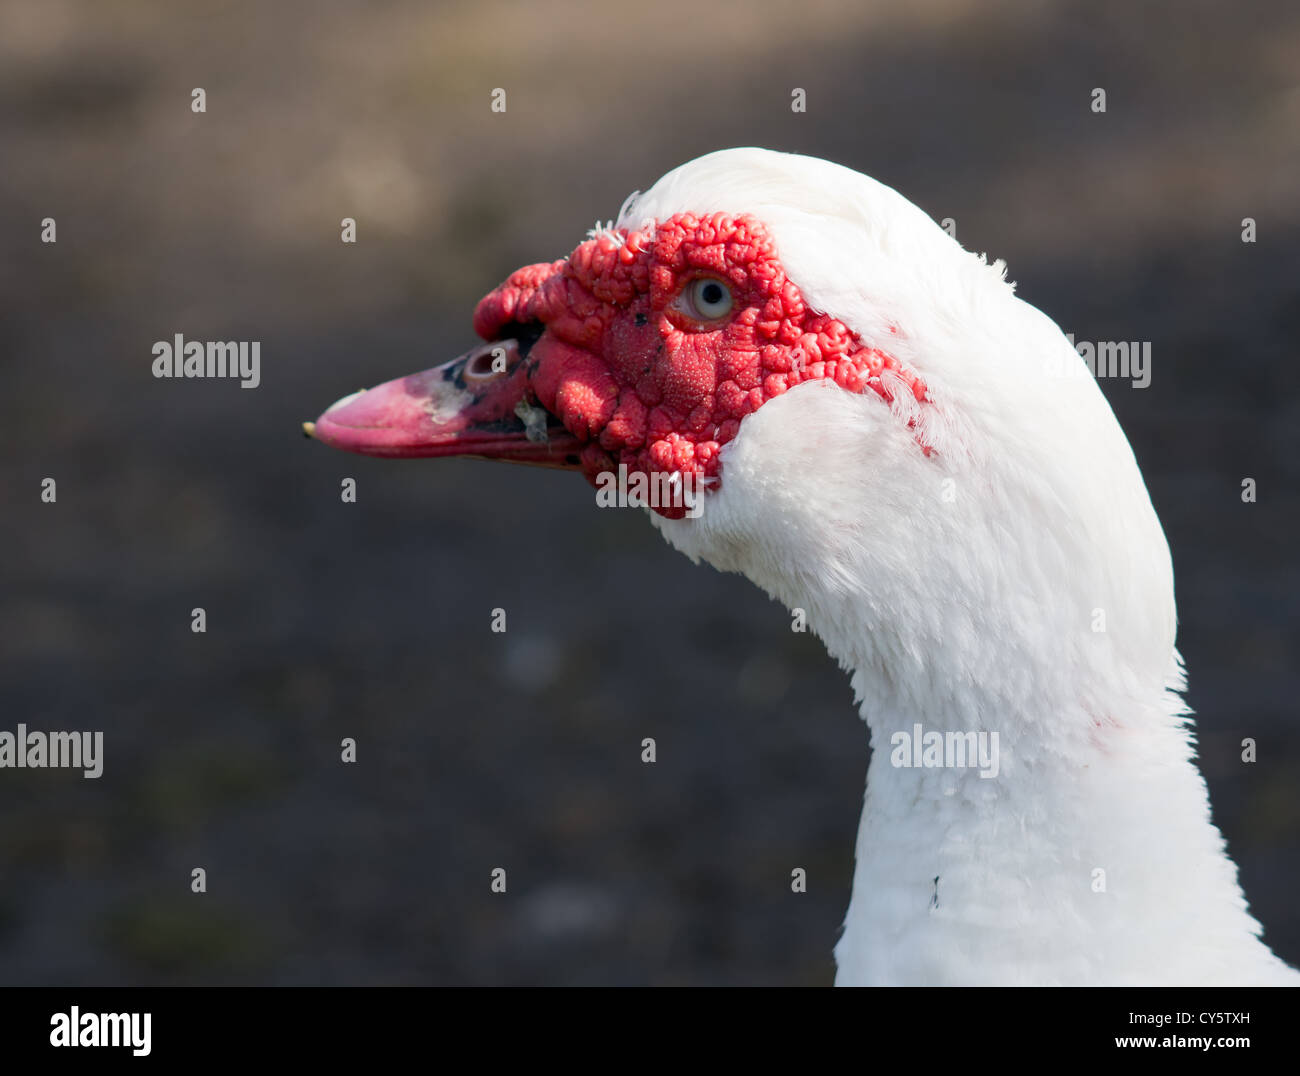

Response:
(472, 213), (930, 518)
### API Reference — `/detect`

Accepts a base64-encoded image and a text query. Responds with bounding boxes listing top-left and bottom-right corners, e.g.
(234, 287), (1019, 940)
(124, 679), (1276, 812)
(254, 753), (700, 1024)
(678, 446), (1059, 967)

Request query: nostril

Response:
(464, 342), (515, 382)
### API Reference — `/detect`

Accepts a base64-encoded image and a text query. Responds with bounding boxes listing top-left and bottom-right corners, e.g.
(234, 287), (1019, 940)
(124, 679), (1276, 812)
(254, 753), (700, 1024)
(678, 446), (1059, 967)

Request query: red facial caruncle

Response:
(473, 213), (928, 518)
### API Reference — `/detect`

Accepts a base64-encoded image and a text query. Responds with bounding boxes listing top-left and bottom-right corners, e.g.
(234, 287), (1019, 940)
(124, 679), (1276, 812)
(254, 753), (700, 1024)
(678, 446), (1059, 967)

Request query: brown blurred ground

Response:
(1, 0), (1297, 984)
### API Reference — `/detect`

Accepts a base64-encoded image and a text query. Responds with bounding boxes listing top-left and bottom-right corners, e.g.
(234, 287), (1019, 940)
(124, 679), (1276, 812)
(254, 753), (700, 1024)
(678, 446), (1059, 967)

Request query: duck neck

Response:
(829, 654), (1270, 985)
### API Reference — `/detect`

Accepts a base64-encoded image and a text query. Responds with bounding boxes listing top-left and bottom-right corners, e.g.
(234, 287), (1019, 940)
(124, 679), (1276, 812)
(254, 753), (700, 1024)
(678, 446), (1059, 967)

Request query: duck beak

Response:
(304, 338), (583, 469)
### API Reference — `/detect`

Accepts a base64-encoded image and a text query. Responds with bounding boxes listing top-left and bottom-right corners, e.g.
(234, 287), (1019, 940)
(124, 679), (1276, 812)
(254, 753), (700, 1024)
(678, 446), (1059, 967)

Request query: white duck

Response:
(306, 148), (1297, 986)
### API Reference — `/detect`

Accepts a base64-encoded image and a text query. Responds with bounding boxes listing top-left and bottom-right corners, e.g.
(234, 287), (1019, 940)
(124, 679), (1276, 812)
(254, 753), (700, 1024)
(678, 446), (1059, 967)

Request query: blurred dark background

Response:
(1, 0), (1297, 985)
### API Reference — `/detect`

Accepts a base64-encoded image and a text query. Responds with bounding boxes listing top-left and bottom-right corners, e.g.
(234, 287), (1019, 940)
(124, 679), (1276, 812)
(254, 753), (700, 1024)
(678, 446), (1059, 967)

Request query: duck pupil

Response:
(702, 283), (722, 305)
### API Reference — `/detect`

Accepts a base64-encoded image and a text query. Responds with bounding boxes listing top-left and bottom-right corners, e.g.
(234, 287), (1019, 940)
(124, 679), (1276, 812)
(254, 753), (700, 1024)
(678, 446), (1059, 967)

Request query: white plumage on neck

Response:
(628, 148), (1297, 985)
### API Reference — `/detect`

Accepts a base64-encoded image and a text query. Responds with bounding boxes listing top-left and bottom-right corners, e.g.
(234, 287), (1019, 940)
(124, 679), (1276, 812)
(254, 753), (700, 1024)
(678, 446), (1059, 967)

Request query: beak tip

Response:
(302, 421), (316, 439)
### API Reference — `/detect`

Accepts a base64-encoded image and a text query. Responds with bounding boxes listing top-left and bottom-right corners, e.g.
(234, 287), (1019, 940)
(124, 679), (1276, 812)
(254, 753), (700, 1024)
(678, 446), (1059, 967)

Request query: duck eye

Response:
(687, 277), (733, 321)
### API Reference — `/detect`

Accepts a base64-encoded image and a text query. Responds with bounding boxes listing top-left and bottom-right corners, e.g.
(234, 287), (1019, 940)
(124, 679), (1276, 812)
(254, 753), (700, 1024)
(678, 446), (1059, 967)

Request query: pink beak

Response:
(304, 337), (583, 469)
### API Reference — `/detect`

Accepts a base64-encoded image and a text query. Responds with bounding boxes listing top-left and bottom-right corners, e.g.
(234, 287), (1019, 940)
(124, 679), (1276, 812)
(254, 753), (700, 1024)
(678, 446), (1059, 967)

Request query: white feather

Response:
(615, 148), (1297, 985)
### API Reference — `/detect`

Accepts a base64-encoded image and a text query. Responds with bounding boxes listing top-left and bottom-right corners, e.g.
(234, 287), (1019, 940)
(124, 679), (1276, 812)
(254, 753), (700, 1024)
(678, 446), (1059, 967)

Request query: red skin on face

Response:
(473, 213), (928, 518)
